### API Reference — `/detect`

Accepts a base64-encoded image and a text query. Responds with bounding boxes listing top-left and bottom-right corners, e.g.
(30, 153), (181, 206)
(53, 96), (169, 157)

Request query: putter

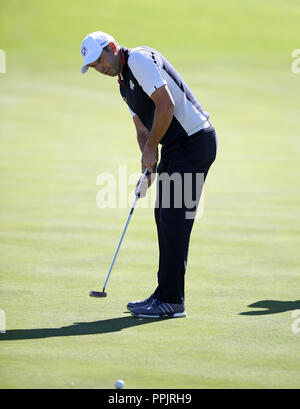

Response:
(90, 168), (150, 298)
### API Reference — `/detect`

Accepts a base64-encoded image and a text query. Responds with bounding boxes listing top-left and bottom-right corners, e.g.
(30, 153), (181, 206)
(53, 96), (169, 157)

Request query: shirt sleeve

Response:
(128, 50), (167, 97)
(128, 107), (136, 117)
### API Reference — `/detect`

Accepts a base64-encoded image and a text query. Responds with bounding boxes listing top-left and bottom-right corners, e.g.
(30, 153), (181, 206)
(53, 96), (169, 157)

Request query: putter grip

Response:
(136, 169), (150, 198)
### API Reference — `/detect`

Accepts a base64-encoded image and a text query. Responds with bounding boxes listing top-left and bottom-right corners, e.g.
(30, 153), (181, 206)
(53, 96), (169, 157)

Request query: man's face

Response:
(89, 44), (122, 76)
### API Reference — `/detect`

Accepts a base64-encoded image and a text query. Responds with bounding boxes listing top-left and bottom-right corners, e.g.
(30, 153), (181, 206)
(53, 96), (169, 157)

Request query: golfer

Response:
(80, 31), (217, 318)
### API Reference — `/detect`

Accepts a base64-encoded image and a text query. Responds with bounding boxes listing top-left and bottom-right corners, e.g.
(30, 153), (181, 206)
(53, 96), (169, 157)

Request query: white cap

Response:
(80, 31), (116, 74)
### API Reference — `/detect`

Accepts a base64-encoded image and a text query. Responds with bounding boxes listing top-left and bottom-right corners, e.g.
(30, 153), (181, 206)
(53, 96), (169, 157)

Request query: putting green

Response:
(1, 0), (300, 389)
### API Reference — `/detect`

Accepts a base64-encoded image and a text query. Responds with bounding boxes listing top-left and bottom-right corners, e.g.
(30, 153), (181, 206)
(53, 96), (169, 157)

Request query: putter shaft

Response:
(100, 169), (149, 294)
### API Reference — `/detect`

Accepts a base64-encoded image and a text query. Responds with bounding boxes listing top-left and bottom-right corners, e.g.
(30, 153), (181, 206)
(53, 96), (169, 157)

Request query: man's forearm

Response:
(140, 104), (174, 172)
(145, 105), (174, 149)
(137, 131), (149, 153)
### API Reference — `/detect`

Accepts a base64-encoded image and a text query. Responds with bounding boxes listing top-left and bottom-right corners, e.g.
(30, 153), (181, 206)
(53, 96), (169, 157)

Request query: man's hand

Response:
(135, 144), (158, 198)
(141, 144), (158, 173)
(135, 171), (156, 198)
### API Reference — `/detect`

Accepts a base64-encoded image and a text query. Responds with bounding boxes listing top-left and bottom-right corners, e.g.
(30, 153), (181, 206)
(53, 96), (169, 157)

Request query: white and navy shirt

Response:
(119, 46), (211, 146)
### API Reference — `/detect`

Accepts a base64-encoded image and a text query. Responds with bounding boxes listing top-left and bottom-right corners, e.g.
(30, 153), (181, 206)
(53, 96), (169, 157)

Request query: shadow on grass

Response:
(240, 300), (300, 316)
(0, 315), (167, 341)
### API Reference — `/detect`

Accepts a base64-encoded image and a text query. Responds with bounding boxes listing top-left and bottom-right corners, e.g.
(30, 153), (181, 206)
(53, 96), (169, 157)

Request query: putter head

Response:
(89, 290), (107, 298)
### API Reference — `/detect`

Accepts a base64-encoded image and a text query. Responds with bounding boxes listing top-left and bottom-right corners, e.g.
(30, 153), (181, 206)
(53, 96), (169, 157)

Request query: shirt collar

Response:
(118, 46), (129, 87)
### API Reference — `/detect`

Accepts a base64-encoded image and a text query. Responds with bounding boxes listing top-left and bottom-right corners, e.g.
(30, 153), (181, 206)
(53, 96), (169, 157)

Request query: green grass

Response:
(1, 0), (300, 389)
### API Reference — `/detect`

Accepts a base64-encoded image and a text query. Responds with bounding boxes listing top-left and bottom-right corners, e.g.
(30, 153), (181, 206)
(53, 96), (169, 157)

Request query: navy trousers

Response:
(153, 127), (217, 304)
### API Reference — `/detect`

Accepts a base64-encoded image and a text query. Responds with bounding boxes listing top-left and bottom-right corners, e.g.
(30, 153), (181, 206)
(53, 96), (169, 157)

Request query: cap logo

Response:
(81, 46), (87, 57)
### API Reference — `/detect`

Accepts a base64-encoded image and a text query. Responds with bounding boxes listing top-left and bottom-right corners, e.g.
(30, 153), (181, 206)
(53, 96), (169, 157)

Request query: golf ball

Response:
(115, 379), (125, 389)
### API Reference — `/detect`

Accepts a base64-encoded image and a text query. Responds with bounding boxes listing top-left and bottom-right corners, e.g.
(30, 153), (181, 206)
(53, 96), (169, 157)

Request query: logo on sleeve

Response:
(130, 80), (135, 90)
